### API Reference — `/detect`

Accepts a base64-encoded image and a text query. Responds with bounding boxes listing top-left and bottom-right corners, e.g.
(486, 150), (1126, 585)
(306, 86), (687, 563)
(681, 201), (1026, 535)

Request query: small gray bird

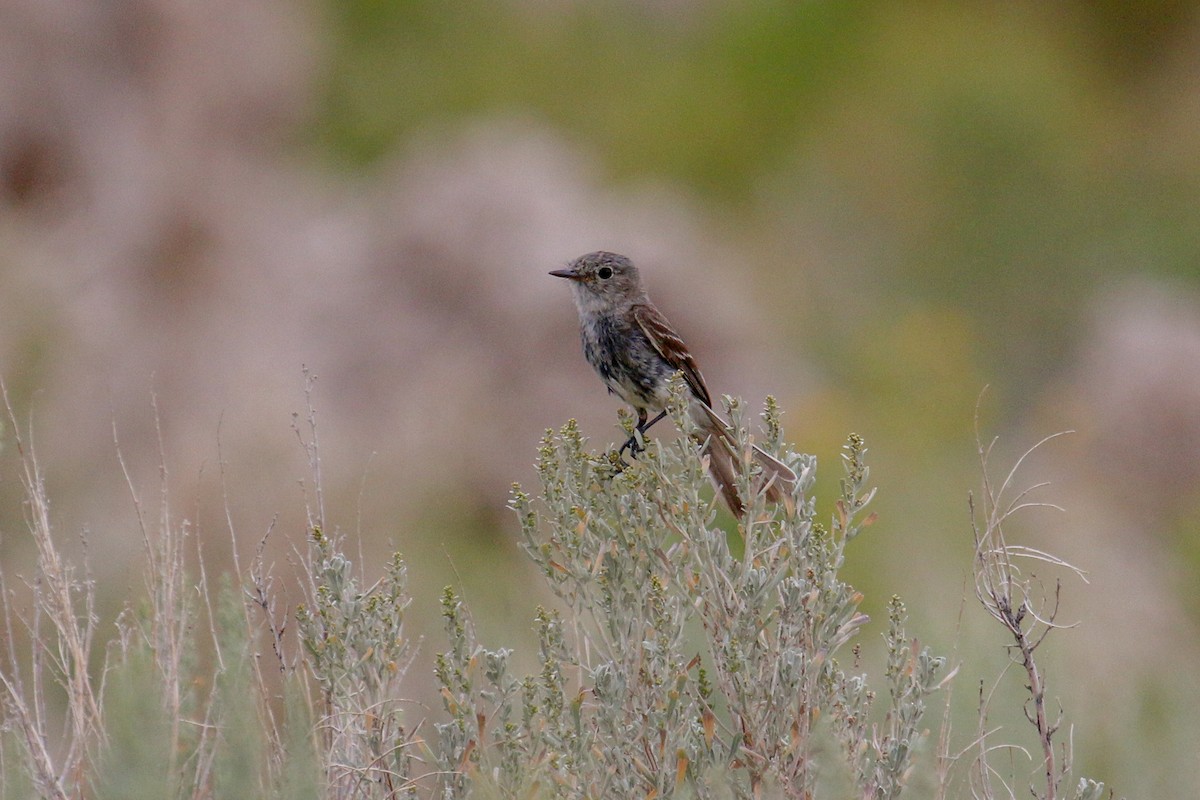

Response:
(551, 251), (796, 516)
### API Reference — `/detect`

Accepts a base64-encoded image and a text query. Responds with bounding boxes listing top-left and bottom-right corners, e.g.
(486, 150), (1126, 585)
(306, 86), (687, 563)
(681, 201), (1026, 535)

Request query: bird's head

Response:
(550, 251), (644, 312)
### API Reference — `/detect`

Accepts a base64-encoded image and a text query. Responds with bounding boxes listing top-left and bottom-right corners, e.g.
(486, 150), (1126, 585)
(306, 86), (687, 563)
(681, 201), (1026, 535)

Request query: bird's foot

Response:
(600, 432), (646, 478)
(617, 430), (646, 461)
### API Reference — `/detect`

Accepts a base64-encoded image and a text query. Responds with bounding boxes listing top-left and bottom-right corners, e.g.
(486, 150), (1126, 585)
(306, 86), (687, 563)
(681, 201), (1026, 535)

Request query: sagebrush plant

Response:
(0, 377), (1116, 799)
(296, 531), (420, 798)
(433, 377), (948, 798)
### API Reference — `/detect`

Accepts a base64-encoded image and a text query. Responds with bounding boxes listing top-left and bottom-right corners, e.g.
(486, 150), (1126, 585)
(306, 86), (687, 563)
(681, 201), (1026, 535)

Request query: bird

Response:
(550, 250), (796, 516)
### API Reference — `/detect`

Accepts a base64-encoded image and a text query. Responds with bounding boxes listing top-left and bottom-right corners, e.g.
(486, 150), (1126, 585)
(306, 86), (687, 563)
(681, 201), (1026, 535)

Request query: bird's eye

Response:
(597, 267), (613, 279)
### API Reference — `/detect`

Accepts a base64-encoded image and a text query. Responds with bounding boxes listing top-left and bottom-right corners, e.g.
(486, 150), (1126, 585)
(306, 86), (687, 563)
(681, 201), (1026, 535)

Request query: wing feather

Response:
(632, 303), (712, 407)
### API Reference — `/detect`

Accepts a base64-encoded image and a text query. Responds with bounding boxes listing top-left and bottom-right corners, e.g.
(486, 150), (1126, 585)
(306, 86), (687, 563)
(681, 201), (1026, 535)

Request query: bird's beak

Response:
(549, 268), (582, 281)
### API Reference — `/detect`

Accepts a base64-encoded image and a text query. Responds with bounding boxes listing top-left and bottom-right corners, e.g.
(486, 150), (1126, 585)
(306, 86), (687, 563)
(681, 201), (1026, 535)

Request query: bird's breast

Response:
(580, 313), (673, 412)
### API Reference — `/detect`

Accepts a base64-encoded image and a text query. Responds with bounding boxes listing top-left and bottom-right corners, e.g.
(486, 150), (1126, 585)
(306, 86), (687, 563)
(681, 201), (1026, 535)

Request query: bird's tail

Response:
(692, 402), (797, 517)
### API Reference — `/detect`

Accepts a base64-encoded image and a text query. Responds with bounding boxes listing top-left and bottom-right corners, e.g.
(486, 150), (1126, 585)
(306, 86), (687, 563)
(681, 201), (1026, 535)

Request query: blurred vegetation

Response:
(312, 1), (855, 189)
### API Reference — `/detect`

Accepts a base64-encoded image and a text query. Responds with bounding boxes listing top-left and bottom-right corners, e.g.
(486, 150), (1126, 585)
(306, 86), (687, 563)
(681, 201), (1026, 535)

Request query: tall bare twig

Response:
(970, 395), (1084, 800)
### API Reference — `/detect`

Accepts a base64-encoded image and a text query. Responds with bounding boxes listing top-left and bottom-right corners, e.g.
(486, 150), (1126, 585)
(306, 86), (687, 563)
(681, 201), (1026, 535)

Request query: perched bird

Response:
(550, 250), (796, 516)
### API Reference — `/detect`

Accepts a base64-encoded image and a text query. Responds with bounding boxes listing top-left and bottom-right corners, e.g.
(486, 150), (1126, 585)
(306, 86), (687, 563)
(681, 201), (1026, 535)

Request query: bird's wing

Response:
(632, 303), (713, 407)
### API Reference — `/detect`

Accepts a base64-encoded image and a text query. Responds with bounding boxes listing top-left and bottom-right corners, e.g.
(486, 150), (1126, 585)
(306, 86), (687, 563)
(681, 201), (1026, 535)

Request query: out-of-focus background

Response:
(1, 0), (1198, 794)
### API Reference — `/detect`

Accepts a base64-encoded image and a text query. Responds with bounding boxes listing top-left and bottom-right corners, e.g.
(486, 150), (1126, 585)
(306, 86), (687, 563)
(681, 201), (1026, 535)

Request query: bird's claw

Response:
(617, 431), (645, 460)
(600, 432), (645, 478)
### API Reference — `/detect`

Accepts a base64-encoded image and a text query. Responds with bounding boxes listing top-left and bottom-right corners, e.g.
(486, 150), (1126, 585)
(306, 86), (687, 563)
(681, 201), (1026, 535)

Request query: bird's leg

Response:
(639, 409), (669, 436)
